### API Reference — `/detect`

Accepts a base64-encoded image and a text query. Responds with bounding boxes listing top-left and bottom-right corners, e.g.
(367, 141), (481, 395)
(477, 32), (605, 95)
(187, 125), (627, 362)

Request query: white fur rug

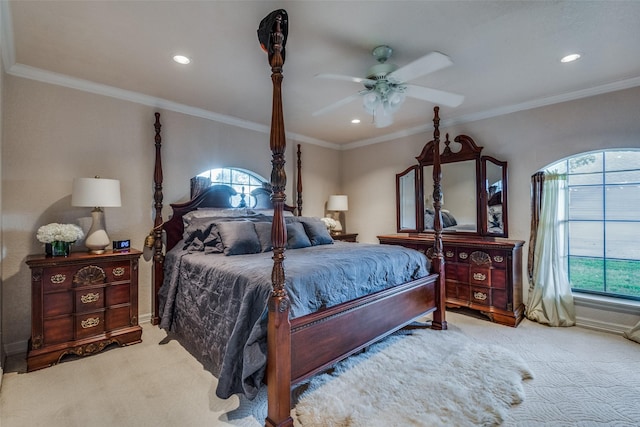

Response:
(293, 328), (532, 427)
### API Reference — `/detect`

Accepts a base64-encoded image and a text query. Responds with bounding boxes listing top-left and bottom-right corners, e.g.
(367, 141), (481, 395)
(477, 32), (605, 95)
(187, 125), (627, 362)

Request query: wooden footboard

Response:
(290, 274), (438, 384)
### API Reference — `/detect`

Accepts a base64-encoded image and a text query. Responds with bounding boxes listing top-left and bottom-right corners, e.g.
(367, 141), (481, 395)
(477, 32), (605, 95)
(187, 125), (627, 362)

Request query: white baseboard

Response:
(139, 312), (152, 325)
(5, 340), (27, 357)
(575, 316), (630, 336)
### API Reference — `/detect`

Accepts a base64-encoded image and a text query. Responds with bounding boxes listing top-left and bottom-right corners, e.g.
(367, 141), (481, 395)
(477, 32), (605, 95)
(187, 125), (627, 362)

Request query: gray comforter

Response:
(158, 241), (429, 400)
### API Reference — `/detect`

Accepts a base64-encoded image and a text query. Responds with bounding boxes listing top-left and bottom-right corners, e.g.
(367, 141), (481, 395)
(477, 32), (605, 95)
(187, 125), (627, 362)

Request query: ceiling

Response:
(4, 1), (640, 148)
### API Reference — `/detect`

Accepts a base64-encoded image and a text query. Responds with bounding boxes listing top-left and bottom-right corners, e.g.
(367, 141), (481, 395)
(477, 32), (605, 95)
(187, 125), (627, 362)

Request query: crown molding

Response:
(7, 63), (340, 150)
(6, 60), (640, 153)
(342, 75), (640, 151)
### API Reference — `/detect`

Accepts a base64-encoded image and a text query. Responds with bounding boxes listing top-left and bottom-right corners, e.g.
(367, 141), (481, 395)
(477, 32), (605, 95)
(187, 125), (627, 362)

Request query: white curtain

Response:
(526, 173), (576, 326)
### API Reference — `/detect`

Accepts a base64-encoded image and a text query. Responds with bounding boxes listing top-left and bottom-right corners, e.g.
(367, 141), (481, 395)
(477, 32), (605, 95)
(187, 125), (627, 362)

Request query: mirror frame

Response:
(396, 165), (420, 233)
(396, 133), (509, 238)
(416, 134), (483, 235)
(481, 156), (509, 237)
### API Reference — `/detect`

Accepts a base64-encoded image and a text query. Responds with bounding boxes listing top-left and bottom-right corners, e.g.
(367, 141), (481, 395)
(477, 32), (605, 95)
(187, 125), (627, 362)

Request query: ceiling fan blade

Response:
(312, 93), (362, 117)
(405, 84), (464, 108)
(388, 52), (453, 83)
(315, 73), (376, 86)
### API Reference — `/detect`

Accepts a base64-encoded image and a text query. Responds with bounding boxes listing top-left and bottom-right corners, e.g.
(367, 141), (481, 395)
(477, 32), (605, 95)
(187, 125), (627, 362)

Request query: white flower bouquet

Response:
(320, 217), (338, 231)
(36, 223), (84, 244)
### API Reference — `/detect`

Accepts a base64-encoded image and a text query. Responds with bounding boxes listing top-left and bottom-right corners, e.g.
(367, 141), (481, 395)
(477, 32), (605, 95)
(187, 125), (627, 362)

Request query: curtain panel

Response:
(526, 172), (575, 327)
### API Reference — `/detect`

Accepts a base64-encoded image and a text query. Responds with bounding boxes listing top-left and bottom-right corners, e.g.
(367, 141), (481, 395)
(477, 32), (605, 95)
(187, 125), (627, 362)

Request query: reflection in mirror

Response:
(484, 157), (508, 237)
(398, 168), (417, 231)
(423, 160), (478, 232)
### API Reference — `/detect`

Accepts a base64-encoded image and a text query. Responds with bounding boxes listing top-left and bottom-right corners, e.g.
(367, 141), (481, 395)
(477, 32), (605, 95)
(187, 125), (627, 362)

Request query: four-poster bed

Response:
(150, 11), (446, 427)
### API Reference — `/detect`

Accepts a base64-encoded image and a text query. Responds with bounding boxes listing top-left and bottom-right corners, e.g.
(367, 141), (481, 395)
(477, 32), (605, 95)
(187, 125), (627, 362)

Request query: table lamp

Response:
(327, 194), (348, 234)
(72, 177), (121, 254)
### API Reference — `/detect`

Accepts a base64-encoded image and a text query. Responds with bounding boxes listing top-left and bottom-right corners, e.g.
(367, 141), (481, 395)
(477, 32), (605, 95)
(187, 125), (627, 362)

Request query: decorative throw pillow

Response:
(202, 225), (224, 254)
(424, 210), (435, 230)
(253, 222), (273, 252)
(183, 217), (217, 251)
(442, 211), (458, 228)
(286, 222), (312, 249)
(300, 217), (333, 246)
(216, 221), (262, 256)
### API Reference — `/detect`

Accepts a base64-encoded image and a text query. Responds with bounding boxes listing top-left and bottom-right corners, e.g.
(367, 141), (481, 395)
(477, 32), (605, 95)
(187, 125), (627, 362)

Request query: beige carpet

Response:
(2, 311), (640, 426)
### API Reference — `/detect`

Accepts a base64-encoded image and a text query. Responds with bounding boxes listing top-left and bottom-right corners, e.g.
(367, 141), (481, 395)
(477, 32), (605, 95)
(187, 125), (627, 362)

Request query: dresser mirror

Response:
(423, 160), (479, 233)
(395, 134), (509, 238)
(396, 166), (419, 232)
(483, 156), (508, 237)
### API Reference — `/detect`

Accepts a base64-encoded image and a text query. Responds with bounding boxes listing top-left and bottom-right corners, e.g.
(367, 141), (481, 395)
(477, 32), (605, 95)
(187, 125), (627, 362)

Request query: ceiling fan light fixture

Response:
(374, 104), (393, 128)
(387, 89), (406, 112)
(362, 91), (381, 115)
(313, 45), (462, 119)
(362, 83), (406, 127)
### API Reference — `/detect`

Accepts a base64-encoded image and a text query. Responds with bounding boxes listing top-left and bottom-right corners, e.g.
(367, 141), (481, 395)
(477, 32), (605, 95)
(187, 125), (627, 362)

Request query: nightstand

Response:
(332, 233), (358, 242)
(26, 249), (142, 371)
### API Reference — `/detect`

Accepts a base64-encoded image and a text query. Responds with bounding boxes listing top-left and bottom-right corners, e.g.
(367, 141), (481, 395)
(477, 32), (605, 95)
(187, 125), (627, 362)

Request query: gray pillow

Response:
(286, 222), (312, 249)
(253, 222), (273, 252)
(300, 218), (333, 246)
(424, 211), (435, 230)
(183, 217), (218, 252)
(217, 221), (261, 256)
(202, 225), (224, 254)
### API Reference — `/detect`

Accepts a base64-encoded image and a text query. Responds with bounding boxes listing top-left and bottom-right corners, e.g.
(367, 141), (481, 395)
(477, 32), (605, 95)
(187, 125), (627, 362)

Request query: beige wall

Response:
(2, 74), (638, 352)
(1, 75), (339, 352)
(343, 86), (640, 330)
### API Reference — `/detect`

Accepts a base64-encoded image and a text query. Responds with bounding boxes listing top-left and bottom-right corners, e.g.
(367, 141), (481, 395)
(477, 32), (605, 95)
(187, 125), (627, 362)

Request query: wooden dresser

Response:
(26, 249), (143, 371)
(379, 235), (525, 327)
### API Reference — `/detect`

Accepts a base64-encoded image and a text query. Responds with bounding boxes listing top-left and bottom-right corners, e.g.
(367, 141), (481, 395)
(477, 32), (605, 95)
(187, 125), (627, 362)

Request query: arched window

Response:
(545, 150), (640, 300)
(196, 167), (267, 207)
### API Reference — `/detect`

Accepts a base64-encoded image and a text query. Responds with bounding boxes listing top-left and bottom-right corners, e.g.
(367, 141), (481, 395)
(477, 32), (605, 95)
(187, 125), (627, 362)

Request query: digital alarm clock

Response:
(113, 239), (131, 251)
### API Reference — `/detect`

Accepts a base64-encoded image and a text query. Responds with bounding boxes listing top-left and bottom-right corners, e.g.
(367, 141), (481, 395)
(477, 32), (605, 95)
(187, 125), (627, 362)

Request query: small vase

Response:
(47, 241), (72, 257)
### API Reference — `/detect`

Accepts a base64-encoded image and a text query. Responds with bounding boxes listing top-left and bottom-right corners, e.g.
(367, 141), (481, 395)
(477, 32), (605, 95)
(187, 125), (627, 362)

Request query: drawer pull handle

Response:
(113, 267), (126, 277)
(473, 291), (488, 301)
(459, 252), (468, 260)
(80, 293), (100, 304)
(473, 272), (487, 281)
(50, 274), (66, 284)
(445, 250), (454, 258)
(81, 317), (100, 329)
(493, 255), (504, 263)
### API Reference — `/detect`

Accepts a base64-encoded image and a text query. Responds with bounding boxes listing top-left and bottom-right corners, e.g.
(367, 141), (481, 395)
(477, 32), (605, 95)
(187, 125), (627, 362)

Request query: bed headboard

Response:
(161, 183), (297, 252)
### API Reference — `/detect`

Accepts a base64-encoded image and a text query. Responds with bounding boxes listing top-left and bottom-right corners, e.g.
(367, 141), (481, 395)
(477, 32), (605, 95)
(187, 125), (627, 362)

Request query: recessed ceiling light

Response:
(561, 53), (581, 63)
(351, 119), (361, 124)
(173, 55), (191, 65)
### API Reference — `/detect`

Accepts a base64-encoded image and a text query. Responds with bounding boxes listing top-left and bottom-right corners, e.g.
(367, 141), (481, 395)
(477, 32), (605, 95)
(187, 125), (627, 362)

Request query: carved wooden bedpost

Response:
(431, 107), (448, 330)
(151, 112), (164, 325)
(296, 144), (303, 216)
(261, 11), (294, 427)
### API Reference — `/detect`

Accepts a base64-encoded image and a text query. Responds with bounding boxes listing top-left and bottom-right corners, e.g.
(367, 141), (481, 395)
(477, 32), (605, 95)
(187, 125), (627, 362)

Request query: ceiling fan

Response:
(313, 45), (464, 128)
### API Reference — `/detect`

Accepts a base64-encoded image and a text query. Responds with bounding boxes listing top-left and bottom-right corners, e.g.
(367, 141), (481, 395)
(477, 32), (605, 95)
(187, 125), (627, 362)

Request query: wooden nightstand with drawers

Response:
(26, 249), (142, 371)
(332, 233), (358, 242)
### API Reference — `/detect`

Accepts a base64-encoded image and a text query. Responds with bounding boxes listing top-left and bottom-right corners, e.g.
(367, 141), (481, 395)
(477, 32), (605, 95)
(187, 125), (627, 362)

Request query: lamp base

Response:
(84, 208), (110, 254)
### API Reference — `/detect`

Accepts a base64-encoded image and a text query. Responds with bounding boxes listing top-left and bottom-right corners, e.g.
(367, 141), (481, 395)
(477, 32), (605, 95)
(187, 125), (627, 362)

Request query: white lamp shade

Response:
(72, 177), (121, 208)
(327, 195), (348, 211)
